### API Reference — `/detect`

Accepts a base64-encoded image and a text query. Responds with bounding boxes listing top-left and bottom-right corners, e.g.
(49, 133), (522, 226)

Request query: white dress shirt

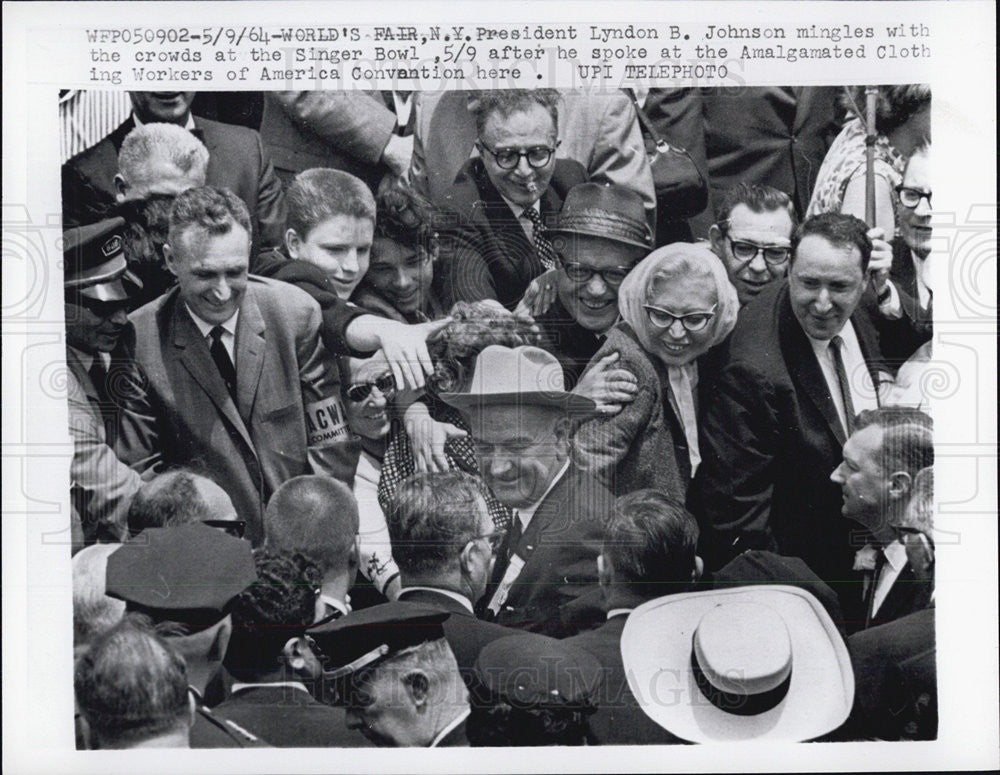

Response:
(871, 539), (908, 617)
(185, 305), (239, 364)
(514, 460), (570, 534)
(807, 320), (878, 435)
(500, 194), (541, 242)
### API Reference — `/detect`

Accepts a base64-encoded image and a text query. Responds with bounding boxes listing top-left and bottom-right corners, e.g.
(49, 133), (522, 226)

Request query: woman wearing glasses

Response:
(572, 243), (739, 498)
(437, 89), (586, 312)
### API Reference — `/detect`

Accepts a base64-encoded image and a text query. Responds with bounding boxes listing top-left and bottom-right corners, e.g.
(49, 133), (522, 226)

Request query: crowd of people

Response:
(63, 86), (936, 748)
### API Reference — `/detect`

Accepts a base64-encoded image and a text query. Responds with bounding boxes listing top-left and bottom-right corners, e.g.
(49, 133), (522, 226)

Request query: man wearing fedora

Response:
(63, 217), (143, 546)
(529, 182), (652, 400)
(440, 344), (614, 638)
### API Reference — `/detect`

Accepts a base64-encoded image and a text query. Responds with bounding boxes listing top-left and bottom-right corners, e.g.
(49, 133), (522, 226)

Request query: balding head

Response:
(115, 122), (208, 203)
(126, 469), (238, 536)
(264, 475), (360, 576)
(73, 543), (127, 652)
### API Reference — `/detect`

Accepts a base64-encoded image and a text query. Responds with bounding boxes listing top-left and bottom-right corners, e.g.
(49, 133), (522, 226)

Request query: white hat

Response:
(439, 345), (596, 414)
(620, 586), (853, 742)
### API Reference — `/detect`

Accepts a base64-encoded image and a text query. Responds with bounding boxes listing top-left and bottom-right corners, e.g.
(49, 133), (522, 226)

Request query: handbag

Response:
(628, 90), (709, 221)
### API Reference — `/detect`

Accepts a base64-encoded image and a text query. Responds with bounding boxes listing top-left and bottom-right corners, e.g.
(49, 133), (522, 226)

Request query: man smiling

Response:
(694, 213), (886, 603)
(119, 186), (356, 545)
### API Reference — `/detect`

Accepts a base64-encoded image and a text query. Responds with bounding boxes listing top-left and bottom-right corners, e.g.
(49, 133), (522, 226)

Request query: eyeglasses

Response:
(477, 141), (559, 170)
(644, 304), (717, 333)
(201, 519), (247, 539)
(345, 373), (397, 403)
(727, 238), (792, 266)
(895, 186), (932, 209)
(559, 260), (632, 288)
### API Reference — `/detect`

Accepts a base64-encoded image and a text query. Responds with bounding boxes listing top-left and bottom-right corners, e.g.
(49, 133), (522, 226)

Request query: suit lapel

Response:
(778, 287), (847, 447)
(234, 288), (266, 424)
(876, 564), (930, 624)
(168, 294), (255, 451)
(109, 117), (136, 154)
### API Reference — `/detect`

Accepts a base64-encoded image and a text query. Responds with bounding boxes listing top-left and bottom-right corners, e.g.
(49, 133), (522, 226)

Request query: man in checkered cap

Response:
(63, 217), (143, 546)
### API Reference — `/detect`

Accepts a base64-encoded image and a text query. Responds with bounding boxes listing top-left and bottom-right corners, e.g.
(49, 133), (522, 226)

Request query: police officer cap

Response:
(307, 602), (449, 682)
(105, 523), (256, 626)
(63, 217), (137, 302)
(474, 633), (602, 710)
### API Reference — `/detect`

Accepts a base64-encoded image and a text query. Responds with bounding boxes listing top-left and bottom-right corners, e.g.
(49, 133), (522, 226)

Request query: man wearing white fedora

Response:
(621, 585), (854, 743)
(440, 344), (614, 638)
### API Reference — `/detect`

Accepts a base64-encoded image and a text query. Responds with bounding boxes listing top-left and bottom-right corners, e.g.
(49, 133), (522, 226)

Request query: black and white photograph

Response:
(3, 2), (997, 773)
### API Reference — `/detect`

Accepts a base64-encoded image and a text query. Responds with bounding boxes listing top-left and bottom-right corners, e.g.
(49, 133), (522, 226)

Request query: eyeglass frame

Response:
(201, 519), (247, 539)
(725, 236), (793, 267)
(468, 528), (508, 555)
(344, 372), (397, 404)
(895, 185), (932, 209)
(476, 140), (561, 170)
(558, 257), (633, 288)
(643, 303), (718, 333)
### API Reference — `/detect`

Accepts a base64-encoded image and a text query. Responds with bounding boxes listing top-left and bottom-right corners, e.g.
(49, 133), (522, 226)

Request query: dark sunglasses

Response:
(202, 519), (246, 539)
(345, 373), (397, 403)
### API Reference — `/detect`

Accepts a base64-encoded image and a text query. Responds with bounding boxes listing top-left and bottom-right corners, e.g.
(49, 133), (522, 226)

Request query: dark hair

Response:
(843, 85), (931, 136)
(373, 183), (437, 252)
(126, 469), (228, 535)
(224, 550), (322, 681)
(387, 471), (489, 576)
(715, 182), (798, 233)
(264, 475), (360, 575)
(74, 617), (190, 747)
(790, 212), (873, 273)
(168, 185), (252, 250)
(854, 407), (934, 480)
(467, 703), (593, 746)
(426, 301), (541, 394)
(472, 89), (560, 138)
(603, 489), (699, 595)
(286, 167), (375, 239)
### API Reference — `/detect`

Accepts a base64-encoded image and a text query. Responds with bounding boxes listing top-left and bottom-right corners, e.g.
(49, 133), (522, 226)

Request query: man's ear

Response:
(403, 670), (430, 708)
(888, 471), (913, 501)
(708, 224), (726, 257)
(163, 243), (179, 277)
(553, 415), (572, 445)
(113, 173), (129, 202)
(285, 228), (302, 259)
(281, 636), (308, 672)
(692, 555), (705, 583)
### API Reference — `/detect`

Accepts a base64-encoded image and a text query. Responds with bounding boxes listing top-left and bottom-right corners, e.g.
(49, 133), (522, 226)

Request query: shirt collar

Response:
(429, 707), (470, 748)
(883, 539), (908, 572)
(230, 681), (311, 696)
(133, 111), (196, 131)
(319, 594), (351, 618)
(805, 318), (860, 359)
(68, 345), (95, 372)
(516, 460), (570, 530)
(501, 193), (540, 220)
(185, 304), (239, 339)
(399, 587), (474, 614)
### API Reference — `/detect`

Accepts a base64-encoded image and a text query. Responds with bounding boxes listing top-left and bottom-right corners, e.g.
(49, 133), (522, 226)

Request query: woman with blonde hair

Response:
(572, 243), (739, 497)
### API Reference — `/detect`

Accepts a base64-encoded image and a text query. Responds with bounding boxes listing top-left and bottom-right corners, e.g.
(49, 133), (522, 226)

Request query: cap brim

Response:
(76, 277), (131, 302)
(439, 390), (597, 415)
(621, 586), (853, 743)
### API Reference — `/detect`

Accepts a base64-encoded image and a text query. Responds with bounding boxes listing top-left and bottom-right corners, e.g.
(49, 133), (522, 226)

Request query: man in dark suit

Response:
(563, 489), (701, 744)
(693, 213), (890, 603)
(118, 187), (357, 545)
(436, 90), (587, 310)
(386, 470), (518, 672)
(830, 407), (934, 631)
(62, 91), (285, 255)
(213, 551), (370, 747)
(441, 344), (612, 638)
(876, 143), (934, 361)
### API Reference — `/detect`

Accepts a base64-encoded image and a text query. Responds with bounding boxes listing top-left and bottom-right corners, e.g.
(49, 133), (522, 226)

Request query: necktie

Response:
(830, 335), (856, 437)
(521, 206), (558, 271)
(506, 511), (523, 560)
(209, 326), (237, 401)
(864, 548), (888, 628)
